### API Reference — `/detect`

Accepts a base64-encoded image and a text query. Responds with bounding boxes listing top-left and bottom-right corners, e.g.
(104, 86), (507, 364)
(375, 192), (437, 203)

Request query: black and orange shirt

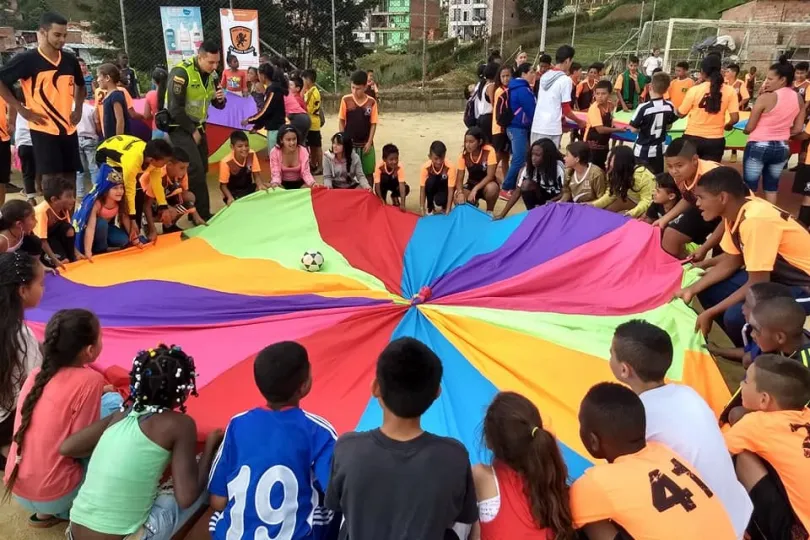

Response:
(730, 80), (750, 105)
(0, 48), (83, 136)
(720, 197), (810, 289)
(794, 80), (810, 103)
(667, 77), (695, 110)
(419, 160), (455, 188)
(33, 201), (70, 240)
(0, 96), (9, 142)
(679, 159), (719, 205)
(584, 102), (612, 150)
(570, 442), (736, 539)
(456, 144), (497, 186)
(576, 79), (597, 110)
(805, 122), (810, 165)
(373, 161), (405, 185)
(725, 408), (810, 531)
(679, 81), (739, 139)
(219, 151), (261, 195)
(338, 95), (378, 148)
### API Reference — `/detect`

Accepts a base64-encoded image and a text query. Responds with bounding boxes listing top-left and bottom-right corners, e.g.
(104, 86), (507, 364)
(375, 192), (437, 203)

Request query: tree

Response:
(516, 0), (565, 24)
(78, 0), (371, 73)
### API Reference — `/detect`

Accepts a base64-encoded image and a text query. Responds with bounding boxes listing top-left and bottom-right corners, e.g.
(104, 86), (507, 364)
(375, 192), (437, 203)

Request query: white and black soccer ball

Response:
(301, 250), (325, 272)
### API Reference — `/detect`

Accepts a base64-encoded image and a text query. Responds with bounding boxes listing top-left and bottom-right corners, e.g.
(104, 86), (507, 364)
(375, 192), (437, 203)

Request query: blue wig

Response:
(73, 164), (124, 253)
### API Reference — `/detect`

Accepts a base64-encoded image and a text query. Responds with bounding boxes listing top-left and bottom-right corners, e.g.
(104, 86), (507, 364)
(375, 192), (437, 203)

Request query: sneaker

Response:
(499, 189), (512, 201)
(729, 154), (737, 163)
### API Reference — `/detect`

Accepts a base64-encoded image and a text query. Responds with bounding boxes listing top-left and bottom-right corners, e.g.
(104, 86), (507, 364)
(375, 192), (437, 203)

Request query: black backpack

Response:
(463, 95), (477, 127)
(495, 88), (515, 127)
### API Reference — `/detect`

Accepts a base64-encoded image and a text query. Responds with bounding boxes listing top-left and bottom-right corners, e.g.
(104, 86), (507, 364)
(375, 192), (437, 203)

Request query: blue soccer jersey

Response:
(208, 407), (338, 540)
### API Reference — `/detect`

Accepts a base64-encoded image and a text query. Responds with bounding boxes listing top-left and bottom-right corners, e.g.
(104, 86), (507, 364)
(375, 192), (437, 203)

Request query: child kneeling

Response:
(73, 166), (133, 262)
(144, 148), (207, 233)
(64, 344), (222, 540)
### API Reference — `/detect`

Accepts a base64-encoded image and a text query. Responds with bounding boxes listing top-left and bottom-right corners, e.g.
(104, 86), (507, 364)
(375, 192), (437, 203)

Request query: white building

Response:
(448, 0), (518, 42)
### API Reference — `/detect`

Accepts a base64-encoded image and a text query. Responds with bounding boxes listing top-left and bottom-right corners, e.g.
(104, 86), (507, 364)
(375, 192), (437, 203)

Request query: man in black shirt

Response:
(117, 51), (140, 99)
(165, 39), (226, 220)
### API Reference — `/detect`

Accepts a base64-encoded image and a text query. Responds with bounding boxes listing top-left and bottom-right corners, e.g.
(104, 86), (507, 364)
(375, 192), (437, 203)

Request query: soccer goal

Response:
(635, 18), (810, 74)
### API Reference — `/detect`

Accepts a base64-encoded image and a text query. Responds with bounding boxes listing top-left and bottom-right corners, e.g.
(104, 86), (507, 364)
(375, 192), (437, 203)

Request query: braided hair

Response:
(124, 344), (198, 415)
(4, 308), (100, 500)
(0, 252), (39, 413)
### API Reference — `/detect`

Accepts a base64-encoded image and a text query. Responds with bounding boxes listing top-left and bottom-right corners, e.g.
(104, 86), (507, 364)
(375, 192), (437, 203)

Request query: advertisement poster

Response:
(220, 9), (260, 69)
(160, 6), (204, 67)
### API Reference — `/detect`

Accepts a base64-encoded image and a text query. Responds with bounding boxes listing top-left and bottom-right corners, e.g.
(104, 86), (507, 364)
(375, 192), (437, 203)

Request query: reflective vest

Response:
(172, 58), (216, 124)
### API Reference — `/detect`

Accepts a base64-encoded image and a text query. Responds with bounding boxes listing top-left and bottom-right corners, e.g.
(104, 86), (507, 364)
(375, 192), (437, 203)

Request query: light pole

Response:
(119, 0), (129, 54)
(331, 0), (338, 94)
(539, 0), (548, 53)
(571, 0), (579, 47)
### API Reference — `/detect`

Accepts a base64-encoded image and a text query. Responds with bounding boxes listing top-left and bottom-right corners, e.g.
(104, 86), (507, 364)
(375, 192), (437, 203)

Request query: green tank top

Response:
(69, 409), (172, 535)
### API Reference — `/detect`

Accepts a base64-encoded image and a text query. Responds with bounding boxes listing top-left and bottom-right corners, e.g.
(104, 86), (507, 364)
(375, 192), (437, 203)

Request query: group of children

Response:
(2, 247), (808, 539)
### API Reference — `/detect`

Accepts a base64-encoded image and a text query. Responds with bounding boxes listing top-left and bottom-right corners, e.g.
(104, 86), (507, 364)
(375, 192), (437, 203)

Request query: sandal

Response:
(28, 514), (67, 529)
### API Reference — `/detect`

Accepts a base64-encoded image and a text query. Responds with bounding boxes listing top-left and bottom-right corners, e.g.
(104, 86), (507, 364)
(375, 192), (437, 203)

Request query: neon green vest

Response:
(174, 58), (216, 123)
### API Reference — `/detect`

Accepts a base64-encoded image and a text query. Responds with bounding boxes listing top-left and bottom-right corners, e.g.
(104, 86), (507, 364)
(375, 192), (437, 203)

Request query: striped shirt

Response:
(630, 98), (677, 159)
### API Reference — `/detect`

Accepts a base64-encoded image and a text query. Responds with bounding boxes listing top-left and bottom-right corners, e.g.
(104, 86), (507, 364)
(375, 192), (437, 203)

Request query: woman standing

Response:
(491, 65), (513, 181)
(269, 125), (316, 190)
(475, 62), (499, 144)
(678, 55), (739, 162)
(142, 68), (168, 140)
(242, 64), (286, 151)
(743, 57), (803, 204)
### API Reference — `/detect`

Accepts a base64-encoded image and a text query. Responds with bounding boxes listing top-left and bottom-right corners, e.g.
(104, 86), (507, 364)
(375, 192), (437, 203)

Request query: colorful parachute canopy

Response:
(27, 191), (730, 479)
(206, 93), (268, 165)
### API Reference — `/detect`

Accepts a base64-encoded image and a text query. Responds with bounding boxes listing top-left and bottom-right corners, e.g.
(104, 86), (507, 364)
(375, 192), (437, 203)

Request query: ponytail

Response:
(702, 55), (723, 114)
(769, 55), (795, 87)
(3, 309), (100, 501)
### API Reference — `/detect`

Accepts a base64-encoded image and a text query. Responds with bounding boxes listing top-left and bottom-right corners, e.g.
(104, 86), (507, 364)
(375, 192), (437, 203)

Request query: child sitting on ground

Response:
(144, 147), (207, 232)
(3, 309), (122, 528)
(471, 391), (574, 539)
(643, 173), (681, 223)
(497, 138), (565, 219)
(419, 140), (456, 216)
(73, 166), (132, 261)
(34, 176), (81, 270)
(707, 281), (794, 365)
(560, 140), (607, 203)
(584, 80), (626, 169)
(455, 127), (498, 215)
(589, 145), (655, 218)
(724, 355), (810, 539)
(0, 200), (41, 256)
(220, 131), (264, 205)
(269, 125), (316, 190)
(325, 337), (478, 539)
(374, 143), (410, 211)
(322, 132), (369, 190)
(654, 138), (720, 259)
(570, 382), (737, 539)
(630, 72), (677, 174)
(64, 344), (222, 540)
(0, 252), (44, 471)
(208, 341), (338, 539)
(609, 320), (753, 538)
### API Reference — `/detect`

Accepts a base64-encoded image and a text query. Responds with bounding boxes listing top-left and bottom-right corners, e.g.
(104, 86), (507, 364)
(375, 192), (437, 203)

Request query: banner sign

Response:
(220, 9), (260, 69)
(160, 6), (204, 67)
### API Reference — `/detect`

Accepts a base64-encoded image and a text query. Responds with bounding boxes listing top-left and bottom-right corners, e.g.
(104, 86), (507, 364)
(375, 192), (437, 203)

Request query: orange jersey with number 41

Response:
(570, 442), (736, 539)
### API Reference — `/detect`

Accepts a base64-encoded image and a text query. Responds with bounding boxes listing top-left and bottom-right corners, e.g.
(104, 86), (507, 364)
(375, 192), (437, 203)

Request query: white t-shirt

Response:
(0, 325), (43, 423)
(15, 113), (31, 147)
(640, 384), (753, 539)
(643, 55), (663, 76)
(76, 101), (98, 140)
(531, 70), (572, 136)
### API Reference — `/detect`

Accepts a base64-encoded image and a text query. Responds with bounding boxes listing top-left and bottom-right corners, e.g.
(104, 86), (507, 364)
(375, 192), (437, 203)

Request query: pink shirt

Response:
(4, 366), (105, 501)
(284, 93), (307, 115)
(748, 86), (800, 143)
(269, 145), (315, 186)
(145, 90), (158, 131)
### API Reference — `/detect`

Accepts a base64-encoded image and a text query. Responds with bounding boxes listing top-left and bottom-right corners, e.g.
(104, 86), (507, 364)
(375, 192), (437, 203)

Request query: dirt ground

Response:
(0, 111), (803, 539)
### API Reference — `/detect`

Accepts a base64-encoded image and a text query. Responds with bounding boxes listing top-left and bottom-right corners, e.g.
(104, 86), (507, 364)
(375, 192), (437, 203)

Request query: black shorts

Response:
(306, 130), (322, 149)
(492, 133), (510, 154)
(30, 131), (82, 176)
(590, 148), (609, 170)
(637, 154), (664, 175)
(668, 204), (720, 244)
(18, 145), (36, 194)
(379, 177), (410, 201)
(464, 181), (486, 201)
(747, 461), (808, 540)
(792, 163), (810, 196)
(0, 139), (10, 184)
(682, 134), (726, 163)
(230, 184), (257, 200)
(281, 179), (306, 190)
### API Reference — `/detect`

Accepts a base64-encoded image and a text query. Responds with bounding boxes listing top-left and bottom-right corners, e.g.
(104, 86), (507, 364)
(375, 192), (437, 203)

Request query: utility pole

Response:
(421, 0), (429, 87)
(635, 0), (644, 54)
(499, 0), (506, 54)
(540, 0), (549, 53)
(331, 0), (338, 94)
(119, 0), (129, 54)
(571, 0), (579, 47)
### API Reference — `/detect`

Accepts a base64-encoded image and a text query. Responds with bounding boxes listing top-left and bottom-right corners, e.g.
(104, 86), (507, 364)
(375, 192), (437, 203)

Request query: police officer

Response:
(165, 39), (226, 221)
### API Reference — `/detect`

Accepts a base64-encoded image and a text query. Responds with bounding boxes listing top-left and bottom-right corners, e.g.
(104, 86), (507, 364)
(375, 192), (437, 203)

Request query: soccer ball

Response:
(301, 250), (325, 272)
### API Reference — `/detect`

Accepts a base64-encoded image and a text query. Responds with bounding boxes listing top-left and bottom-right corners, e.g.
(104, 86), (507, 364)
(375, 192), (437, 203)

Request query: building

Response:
(0, 20), (114, 64)
(354, 0), (442, 49)
(719, 0), (810, 68)
(448, 0), (518, 42)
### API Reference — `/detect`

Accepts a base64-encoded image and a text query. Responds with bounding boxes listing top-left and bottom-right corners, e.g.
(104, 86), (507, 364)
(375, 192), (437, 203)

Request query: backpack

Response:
(495, 88), (515, 127)
(463, 95), (477, 127)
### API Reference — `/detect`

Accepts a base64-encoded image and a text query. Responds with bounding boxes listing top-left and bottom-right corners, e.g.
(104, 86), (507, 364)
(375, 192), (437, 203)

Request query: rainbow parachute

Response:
(28, 190), (730, 478)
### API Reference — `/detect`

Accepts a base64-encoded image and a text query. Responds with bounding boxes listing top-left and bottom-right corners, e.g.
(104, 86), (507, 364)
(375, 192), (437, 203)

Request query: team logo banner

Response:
(220, 9), (260, 68)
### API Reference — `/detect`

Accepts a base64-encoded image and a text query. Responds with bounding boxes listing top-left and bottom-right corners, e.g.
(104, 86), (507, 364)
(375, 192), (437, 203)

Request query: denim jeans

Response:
(78, 137), (99, 199)
(92, 218), (130, 254)
(697, 270), (810, 346)
(743, 140), (790, 193)
(504, 127), (529, 191)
